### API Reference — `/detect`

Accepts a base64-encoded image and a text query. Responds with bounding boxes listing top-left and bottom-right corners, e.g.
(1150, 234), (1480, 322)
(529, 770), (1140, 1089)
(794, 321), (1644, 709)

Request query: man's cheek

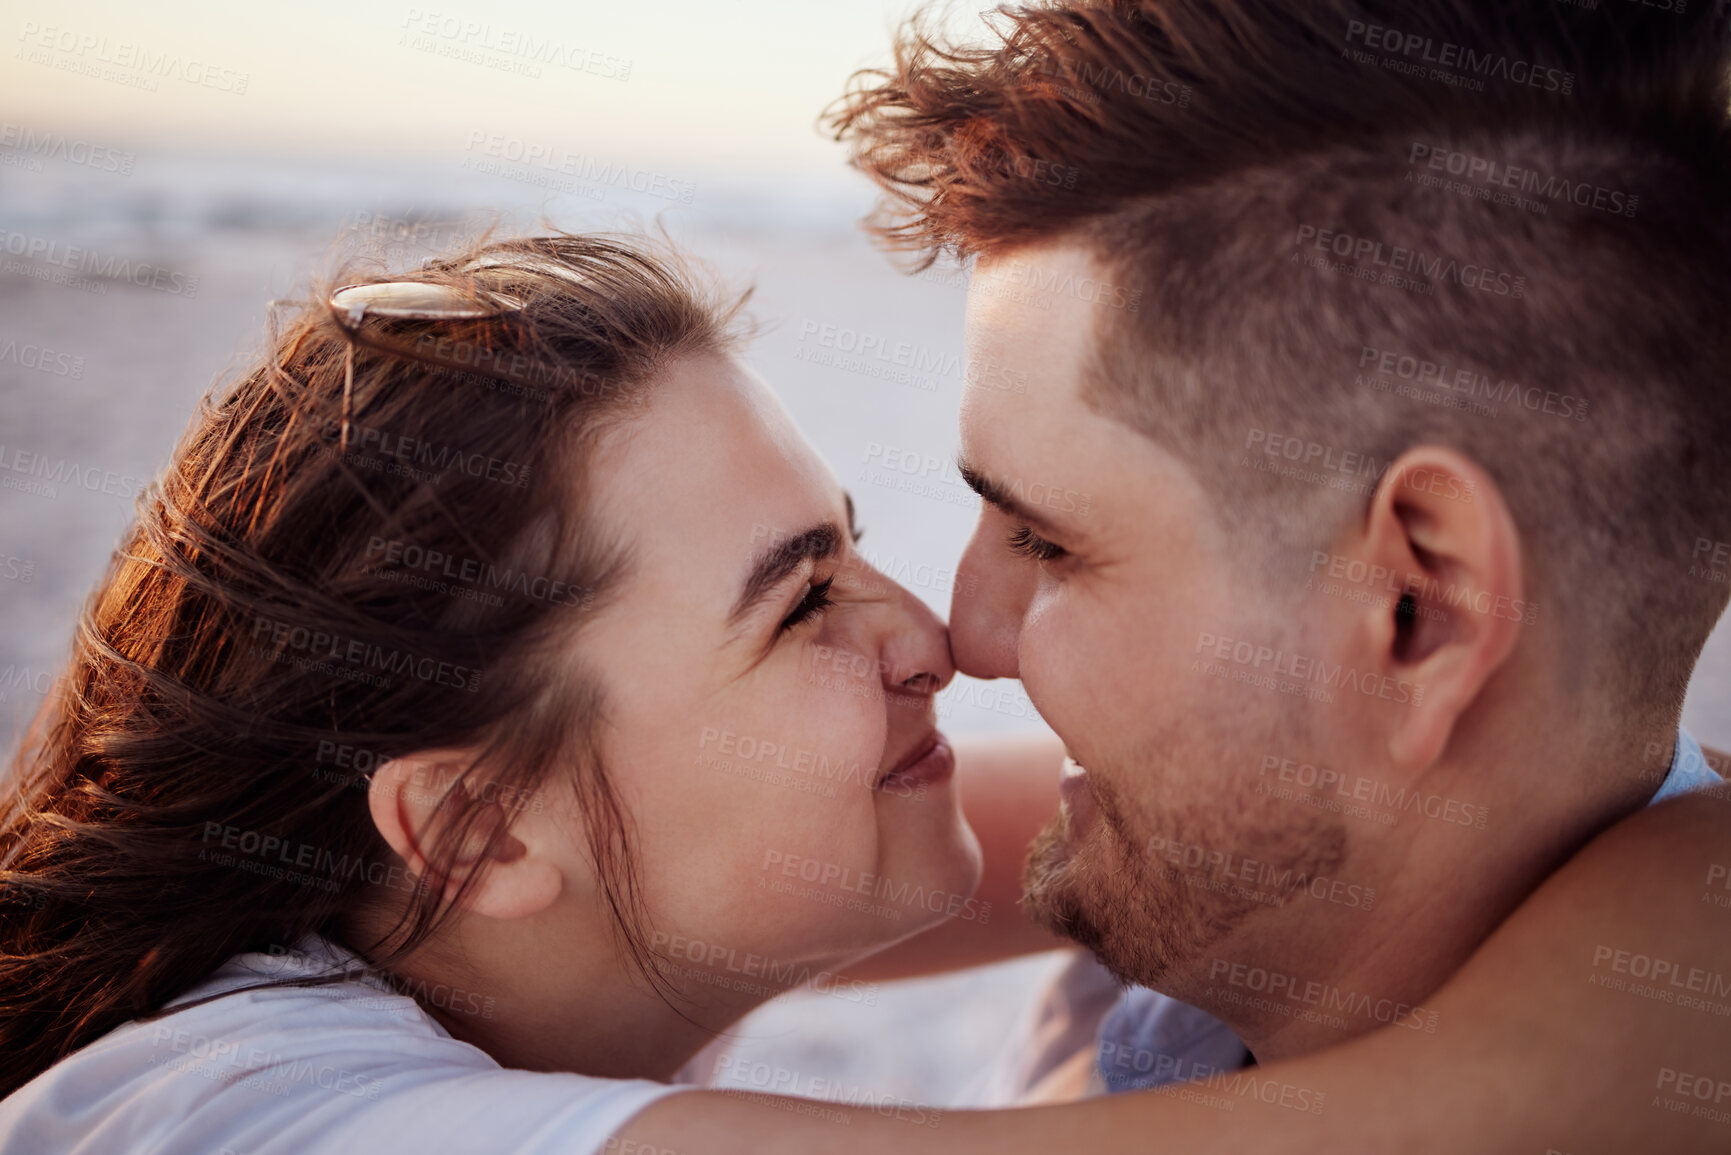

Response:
(1017, 608), (1094, 738)
(1030, 603), (1181, 736)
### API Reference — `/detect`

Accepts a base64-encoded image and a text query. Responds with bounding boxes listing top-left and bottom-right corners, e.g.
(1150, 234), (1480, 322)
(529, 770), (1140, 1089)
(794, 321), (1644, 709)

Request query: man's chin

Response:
(1021, 816), (1077, 933)
(1021, 809), (1193, 990)
(1022, 817), (1133, 978)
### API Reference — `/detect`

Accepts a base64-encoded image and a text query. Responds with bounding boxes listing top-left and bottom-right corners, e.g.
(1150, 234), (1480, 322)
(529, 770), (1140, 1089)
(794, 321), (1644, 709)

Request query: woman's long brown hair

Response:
(0, 233), (745, 1098)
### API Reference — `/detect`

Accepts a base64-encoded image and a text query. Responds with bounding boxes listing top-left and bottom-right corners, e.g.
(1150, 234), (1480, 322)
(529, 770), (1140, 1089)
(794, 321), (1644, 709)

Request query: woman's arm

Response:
(612, 784), (1731, 1154)
(843, 732), (1072, 981)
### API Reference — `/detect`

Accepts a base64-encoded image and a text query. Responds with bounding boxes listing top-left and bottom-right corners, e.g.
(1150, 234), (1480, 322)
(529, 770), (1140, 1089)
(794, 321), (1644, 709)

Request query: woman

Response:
(0, 233), (1726, 1155)
(0, 233), (979, 1150)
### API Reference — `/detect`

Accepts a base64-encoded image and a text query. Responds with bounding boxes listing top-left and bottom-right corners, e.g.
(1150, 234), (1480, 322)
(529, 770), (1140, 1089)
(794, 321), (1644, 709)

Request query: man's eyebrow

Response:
(957, 457), (1064, 533)
(729, 523), (843, 626)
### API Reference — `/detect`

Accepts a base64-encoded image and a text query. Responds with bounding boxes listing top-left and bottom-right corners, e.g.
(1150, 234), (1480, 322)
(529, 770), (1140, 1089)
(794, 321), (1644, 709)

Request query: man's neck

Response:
(1201, 723), (1679, 1062)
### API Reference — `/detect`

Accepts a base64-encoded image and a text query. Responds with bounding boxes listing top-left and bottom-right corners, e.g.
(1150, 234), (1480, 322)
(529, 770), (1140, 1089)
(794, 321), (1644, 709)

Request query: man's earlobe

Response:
(1360, 448), (1526, 771)
(367, 751), (563, 920)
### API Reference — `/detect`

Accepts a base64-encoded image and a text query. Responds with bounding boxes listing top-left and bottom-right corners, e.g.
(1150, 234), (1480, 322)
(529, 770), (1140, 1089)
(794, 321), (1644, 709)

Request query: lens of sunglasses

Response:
(328, 281), (523, 321)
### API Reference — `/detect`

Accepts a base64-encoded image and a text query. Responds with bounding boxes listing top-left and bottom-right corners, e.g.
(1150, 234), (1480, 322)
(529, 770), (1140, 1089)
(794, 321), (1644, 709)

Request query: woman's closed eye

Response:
(1007, 524), (1067, 562)
(779, 574), (836, 633)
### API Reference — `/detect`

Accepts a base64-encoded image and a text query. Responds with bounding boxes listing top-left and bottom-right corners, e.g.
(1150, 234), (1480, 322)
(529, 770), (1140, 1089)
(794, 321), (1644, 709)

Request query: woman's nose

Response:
(878, 580), (956, 698)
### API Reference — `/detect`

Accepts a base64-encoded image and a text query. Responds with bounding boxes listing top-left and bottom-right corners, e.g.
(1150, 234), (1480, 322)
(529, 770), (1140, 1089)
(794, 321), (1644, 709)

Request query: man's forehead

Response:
(958, 245), (1206, 532)
(962, 240), (1104, 452)
(967, 239), (1105, 333)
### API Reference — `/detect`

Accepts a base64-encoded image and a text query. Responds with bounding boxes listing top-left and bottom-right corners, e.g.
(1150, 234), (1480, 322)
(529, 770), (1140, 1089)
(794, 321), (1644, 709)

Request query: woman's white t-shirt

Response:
(0, 934), (686, 1155)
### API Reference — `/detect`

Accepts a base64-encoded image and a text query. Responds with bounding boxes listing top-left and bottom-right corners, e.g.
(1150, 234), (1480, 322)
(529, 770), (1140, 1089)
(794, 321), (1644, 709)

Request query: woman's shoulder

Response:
(159, 933), (441, 1027)
(0, 934), (683, 1155)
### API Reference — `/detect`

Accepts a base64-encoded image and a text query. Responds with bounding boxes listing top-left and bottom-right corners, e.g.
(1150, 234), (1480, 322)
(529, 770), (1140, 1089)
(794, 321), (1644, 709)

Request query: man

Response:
(833, 0), (1731, 1086)
(845, 0), (1731, 1103)
(622, 0), (1731, 1148)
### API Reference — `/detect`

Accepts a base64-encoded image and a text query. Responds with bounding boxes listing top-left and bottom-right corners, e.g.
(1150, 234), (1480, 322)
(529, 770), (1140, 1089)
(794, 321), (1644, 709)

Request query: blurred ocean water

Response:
(2, 144), (1727, 1107)
(0, 146), (1050, 734)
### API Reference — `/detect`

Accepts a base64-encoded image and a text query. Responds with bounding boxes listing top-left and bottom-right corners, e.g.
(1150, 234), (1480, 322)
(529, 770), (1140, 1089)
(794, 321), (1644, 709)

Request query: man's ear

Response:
(367, 750), (562, 920)
(1354, 447), (1527, 772)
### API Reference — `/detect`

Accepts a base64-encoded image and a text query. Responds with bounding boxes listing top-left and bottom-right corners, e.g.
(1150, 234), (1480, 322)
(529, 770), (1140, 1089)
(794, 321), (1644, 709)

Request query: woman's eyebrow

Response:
(728, 523), (842, 626)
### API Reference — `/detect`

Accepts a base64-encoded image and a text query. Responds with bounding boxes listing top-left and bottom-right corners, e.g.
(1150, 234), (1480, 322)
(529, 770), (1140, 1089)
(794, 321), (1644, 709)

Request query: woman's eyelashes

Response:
(1007, 524), (1067, 562)
(778, 574), (837, 633)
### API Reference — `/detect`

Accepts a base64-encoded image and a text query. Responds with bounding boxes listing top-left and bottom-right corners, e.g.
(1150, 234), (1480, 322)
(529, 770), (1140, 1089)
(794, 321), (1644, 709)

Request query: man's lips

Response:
(877, 731), (954, 790)
(1060, 754), (1099, 829)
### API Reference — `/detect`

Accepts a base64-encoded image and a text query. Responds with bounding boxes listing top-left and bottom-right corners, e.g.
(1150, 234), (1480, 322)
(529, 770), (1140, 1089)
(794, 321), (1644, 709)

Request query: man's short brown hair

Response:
(829, 0), (1731, 719)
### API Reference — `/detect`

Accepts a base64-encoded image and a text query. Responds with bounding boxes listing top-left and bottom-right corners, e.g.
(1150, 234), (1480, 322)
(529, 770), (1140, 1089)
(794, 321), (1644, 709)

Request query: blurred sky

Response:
(1, 0), (974, 173)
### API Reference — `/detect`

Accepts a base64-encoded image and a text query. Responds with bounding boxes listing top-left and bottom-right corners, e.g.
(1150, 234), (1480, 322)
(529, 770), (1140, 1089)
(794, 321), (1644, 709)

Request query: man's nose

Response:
(948, 519), (1030, 679)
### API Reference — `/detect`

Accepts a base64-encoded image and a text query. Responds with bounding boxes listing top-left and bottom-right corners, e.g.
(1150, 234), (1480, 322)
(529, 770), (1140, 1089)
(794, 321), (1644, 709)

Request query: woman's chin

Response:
(881, 826), (986, 935)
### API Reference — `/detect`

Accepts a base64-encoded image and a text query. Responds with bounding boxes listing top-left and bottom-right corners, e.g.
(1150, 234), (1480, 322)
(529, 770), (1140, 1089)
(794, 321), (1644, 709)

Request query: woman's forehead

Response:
(583, 354), (844, 580)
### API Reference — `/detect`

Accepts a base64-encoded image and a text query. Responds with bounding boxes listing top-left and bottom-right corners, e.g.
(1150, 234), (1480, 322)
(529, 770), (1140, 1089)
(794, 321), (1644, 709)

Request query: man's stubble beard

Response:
(1022, 713), (1347, 1000)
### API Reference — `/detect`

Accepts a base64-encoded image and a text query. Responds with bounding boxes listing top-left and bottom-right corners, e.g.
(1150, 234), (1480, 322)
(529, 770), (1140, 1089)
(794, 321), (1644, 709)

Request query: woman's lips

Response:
(878, 732), (954, 791)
